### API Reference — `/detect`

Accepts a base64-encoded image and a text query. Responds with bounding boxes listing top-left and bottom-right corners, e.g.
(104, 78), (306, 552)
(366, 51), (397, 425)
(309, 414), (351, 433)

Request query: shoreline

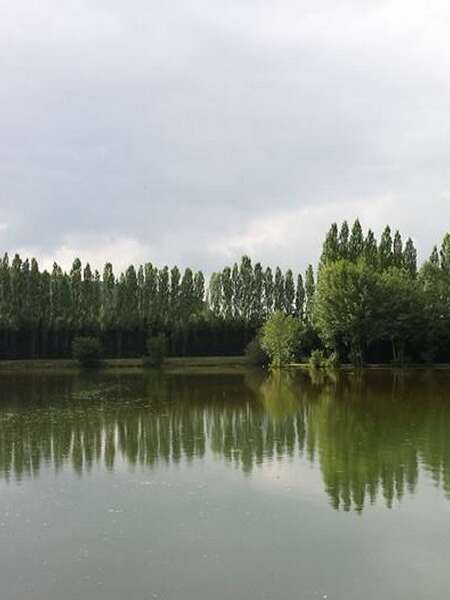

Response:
(0, 356), (449, 372)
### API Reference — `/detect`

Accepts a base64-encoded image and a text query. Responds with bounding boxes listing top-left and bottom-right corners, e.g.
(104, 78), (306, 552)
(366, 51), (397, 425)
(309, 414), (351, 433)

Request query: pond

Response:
(0, 368), (449, 599)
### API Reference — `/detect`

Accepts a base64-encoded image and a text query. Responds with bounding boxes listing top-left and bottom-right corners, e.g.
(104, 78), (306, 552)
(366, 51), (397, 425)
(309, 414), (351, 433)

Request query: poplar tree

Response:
(305, 265), (315, 323)
(239, 256), (254, 321)
(209, 272), (222, 316)
(378, 226), (393, 270)
(348, 219), (364, 261)
(194, 271), (205, 313)
(252, 262), (264, 323)
(320, 223), (340, 265)
(284, 269), (295, 315)
(232, 263), (242, 319)
(274, 267), (285, 312)
(338, 221), (350, 259)
(403, 238), (417, 277)
(158, 267), (170, 325)
(393, 230), (403, 268)
(221, 267), (233, 320)
(264, 267), (274, 316)
(180, 268), (195, 320)
(364, 229), (378, 267)
(170, 267), (181, 321)
(295, 274), (305, 320)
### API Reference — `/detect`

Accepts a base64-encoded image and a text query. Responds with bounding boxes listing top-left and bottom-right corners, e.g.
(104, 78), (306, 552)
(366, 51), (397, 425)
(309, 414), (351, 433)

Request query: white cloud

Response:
(1, 0), (450, 270)
(17, 234), (155, 273)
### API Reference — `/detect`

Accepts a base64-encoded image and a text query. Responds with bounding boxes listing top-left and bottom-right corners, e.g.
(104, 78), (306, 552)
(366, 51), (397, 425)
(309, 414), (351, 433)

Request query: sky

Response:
(1, 0), (450, 275)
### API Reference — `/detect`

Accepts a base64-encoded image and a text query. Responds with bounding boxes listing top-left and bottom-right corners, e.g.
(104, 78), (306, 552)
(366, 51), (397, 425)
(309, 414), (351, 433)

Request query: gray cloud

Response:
(1, 0), (449, 273)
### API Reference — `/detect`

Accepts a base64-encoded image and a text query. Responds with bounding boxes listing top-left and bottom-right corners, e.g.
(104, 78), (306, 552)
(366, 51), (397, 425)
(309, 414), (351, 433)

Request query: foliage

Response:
(309, 349), (325, 369)
(308, 349), (339, 369)
(72, 336), (103, 368)
(144, 334), (167, 367)
(261, 311), (299, 368)
(314, 259), (385, 366)
(2, 218), (450, 365)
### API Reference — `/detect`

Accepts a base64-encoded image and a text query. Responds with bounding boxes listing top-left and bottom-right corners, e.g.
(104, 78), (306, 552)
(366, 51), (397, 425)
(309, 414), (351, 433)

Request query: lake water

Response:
(0, 368), (449, 600)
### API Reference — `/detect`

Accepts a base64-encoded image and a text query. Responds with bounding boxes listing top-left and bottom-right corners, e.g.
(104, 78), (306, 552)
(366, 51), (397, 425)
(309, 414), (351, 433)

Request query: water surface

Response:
(1, 368), (449, 599)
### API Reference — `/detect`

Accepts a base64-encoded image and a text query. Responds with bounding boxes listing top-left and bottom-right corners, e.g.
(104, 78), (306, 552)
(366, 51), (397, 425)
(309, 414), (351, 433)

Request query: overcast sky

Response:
(1, 0), (449, 274)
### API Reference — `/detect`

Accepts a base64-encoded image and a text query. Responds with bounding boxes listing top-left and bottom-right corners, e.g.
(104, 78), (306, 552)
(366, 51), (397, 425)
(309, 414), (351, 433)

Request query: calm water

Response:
(1, 368), (449, 600)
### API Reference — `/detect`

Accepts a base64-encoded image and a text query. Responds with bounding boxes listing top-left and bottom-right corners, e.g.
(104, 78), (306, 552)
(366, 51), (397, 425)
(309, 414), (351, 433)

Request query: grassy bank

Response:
(0, 356), (249, 371)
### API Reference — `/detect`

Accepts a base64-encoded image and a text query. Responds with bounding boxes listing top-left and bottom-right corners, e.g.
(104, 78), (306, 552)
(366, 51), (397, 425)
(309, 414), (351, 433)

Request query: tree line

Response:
(1, 218), (450, 363)
(0, 252), (310, 359)
(314, 220), (450, 364)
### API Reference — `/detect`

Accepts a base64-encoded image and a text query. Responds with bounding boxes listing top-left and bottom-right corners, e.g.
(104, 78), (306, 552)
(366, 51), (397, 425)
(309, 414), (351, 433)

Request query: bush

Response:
(261, 312), (299, 369)
(72, 336), (103, 368)
(245, 335), (269, 366)
(309, 349), (325, 369)
(309, 349), (340, 369)
(144, 334), (167, 367)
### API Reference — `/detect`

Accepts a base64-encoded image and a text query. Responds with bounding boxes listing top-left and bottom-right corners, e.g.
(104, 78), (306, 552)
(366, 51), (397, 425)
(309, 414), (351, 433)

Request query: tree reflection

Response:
(0, 369), (449, 512)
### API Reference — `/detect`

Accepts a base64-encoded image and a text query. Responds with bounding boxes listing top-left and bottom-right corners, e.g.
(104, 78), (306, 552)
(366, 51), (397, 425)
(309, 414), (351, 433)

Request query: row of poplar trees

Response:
(0, 252), (314, 358)
(314, 220), (450, 364)
(1, 218), (449, 362)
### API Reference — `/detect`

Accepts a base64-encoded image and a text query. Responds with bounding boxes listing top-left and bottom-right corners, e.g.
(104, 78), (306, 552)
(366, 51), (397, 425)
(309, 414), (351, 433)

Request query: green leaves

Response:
(261, 311), (300, 368)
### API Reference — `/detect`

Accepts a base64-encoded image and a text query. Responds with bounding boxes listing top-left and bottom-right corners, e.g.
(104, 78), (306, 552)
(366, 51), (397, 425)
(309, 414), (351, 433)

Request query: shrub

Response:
(245, 335), (269, 366)
(144, 334), (167, 367)
(261, 312), (299, 369)
(309, 349), (325, 369)
(72, 336), (103, 368)
(309, 349), (340, 369)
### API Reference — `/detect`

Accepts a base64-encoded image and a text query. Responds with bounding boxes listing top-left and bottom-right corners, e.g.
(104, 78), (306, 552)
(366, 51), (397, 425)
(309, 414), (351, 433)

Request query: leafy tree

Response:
(392, 230), (403, 268)
(380, 268), (424, 363)
(403, 238), (417, 277)
(314, 259), (385, 365)
(264, 267), (274, 315)
(221, 267), (233, 320)
(284, 269), (295, 315)
(348, 219), (364, 261)
(364, 229), (378, 267)
(144, 334), (167, 367)
(305, 265), (315, 323)
(72, 336), (103, 368)
(379, 226), (393, 270)
(274, 267), (285, 311)
(338, 221), (350, 259)
(261, 311), (299, 368)
(320, 223), (340, 265)
(295, 274), (305, 320)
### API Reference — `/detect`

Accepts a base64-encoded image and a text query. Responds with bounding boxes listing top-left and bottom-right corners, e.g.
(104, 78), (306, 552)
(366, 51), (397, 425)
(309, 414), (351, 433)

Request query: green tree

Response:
(320, 223), (340, 265)
(274, 267), (285, 311)
(392, 230), (403, 268)
(284, 269), (295, 315)
(338, 221), (350, 259)
(314, 260), (384, 365)
(305, 265), (315, 323)
(403, 238), (417, 277)
(348, 219), (364, 261)
(261, 311), (299, 368)
(379, 226), (393, 270)
(363, 229), (378, 267)
(264, 267), (274, 316)
(295, 274), (305, 320)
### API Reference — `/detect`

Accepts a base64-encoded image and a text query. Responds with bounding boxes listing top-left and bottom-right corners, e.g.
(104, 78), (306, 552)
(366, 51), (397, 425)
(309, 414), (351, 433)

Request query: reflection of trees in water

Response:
(0, 370), (450, 511)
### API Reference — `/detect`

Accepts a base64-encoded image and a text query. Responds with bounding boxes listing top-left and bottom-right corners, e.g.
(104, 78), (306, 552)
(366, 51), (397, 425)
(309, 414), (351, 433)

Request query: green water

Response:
(1, 369), (449, 599)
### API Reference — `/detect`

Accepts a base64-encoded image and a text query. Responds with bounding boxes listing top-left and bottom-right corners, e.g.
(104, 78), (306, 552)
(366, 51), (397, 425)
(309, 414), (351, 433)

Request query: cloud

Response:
(17, 234), (154, 274)
(1, 0), (449, 273)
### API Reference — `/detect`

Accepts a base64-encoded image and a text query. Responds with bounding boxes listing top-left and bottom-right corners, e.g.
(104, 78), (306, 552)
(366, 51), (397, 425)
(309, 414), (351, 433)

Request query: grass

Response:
(0, 356), (249, 371)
